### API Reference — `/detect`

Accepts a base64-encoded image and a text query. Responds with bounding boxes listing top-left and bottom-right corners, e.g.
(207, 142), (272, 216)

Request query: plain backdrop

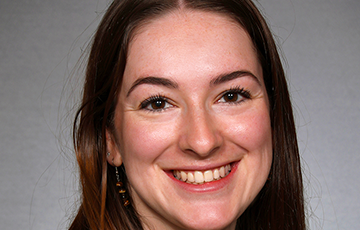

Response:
(0, 0), (359, 229)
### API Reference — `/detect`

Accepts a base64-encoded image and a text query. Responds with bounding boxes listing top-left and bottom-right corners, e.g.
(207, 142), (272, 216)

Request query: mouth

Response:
(173, 164), (231, 185)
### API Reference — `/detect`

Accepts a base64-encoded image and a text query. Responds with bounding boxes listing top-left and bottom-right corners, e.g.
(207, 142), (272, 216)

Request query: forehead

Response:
(123, 10), (261, 86)
(131, 10), (242, 44)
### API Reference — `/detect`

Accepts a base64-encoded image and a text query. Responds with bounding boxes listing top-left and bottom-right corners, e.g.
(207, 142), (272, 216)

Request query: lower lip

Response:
(166, 161), (239, 193)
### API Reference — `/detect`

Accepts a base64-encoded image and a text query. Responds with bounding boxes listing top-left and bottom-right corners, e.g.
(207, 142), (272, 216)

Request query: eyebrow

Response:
(126, 76), (178, 97)
(210, 70), (261, 86)
(126, 70), (260, 97)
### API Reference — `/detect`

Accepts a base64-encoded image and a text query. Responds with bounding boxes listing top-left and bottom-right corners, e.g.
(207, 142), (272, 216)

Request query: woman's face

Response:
(109, 10), (272, 230)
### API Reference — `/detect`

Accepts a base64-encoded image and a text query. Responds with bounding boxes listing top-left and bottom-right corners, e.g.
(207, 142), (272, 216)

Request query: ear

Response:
(106, 129), (123, 167)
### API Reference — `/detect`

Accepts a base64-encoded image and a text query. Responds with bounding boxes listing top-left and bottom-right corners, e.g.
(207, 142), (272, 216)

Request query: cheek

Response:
(242, 108), (272, 180)
(247, 112), (272, 150)
(119, 114), (177, 166)
(224, 107), (272, 152)
(227, 106), (272, 188)
(220, 104), (273, 185)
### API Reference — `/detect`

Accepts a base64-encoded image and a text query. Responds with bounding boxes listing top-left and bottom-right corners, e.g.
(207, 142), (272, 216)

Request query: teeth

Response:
(188, 172), (195, 183)
(181, 171), (187, 181)
(195, 171), (204, 183)
(213, 169), (220, 180)
(204, 170), (213, 182)
(219, 166), (225, 177)
(173, 164), (231, 184)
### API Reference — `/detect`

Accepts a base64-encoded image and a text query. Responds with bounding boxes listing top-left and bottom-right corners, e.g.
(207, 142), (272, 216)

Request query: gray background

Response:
(0, 0), (359, 229)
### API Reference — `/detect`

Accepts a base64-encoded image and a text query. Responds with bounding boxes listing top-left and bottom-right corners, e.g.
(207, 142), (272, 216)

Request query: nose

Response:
(179, 106), (223, 158)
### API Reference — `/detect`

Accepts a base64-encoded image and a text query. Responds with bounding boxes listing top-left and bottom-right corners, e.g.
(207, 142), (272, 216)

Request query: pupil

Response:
(153, 100), (164, 109)
(226, 93), (237, 101)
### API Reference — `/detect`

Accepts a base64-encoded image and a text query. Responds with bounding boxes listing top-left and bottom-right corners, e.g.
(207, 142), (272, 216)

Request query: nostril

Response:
(184, 129), (221, 156)
(184, 145), (220, 158)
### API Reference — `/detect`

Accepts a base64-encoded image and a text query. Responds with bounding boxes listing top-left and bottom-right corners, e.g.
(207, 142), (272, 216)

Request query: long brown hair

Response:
(70, 0), (305, 229)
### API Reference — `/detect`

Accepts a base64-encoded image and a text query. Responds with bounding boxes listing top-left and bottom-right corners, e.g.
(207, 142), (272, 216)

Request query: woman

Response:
(70, 0), (305, 229)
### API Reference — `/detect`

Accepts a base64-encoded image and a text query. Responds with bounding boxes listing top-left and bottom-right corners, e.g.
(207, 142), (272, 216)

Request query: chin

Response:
(179, 216), (237, 230)
(167, 201), (241, 230)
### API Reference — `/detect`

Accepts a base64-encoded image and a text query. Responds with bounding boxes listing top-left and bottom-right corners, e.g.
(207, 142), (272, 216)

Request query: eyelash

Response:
(139, 86), (251, 112)
(217, 86), (251, 104)
(140, 94), (172, 112)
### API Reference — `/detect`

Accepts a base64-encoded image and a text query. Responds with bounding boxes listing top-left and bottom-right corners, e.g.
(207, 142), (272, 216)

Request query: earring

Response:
(115, 166), (130, 207)
(106, 152), (111, 157)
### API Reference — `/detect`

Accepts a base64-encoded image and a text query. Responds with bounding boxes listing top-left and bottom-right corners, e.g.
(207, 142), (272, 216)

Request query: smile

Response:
(173, 164), (231, 184)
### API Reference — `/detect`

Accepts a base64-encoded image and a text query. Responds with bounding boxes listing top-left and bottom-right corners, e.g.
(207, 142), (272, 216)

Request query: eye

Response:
(217, 87), (251, 104)
(140, 95), (173, 112)
(223, 92), (239, 102)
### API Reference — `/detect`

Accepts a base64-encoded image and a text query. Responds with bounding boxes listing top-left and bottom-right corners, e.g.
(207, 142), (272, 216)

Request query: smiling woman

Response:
(70, 1), (305, 230)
